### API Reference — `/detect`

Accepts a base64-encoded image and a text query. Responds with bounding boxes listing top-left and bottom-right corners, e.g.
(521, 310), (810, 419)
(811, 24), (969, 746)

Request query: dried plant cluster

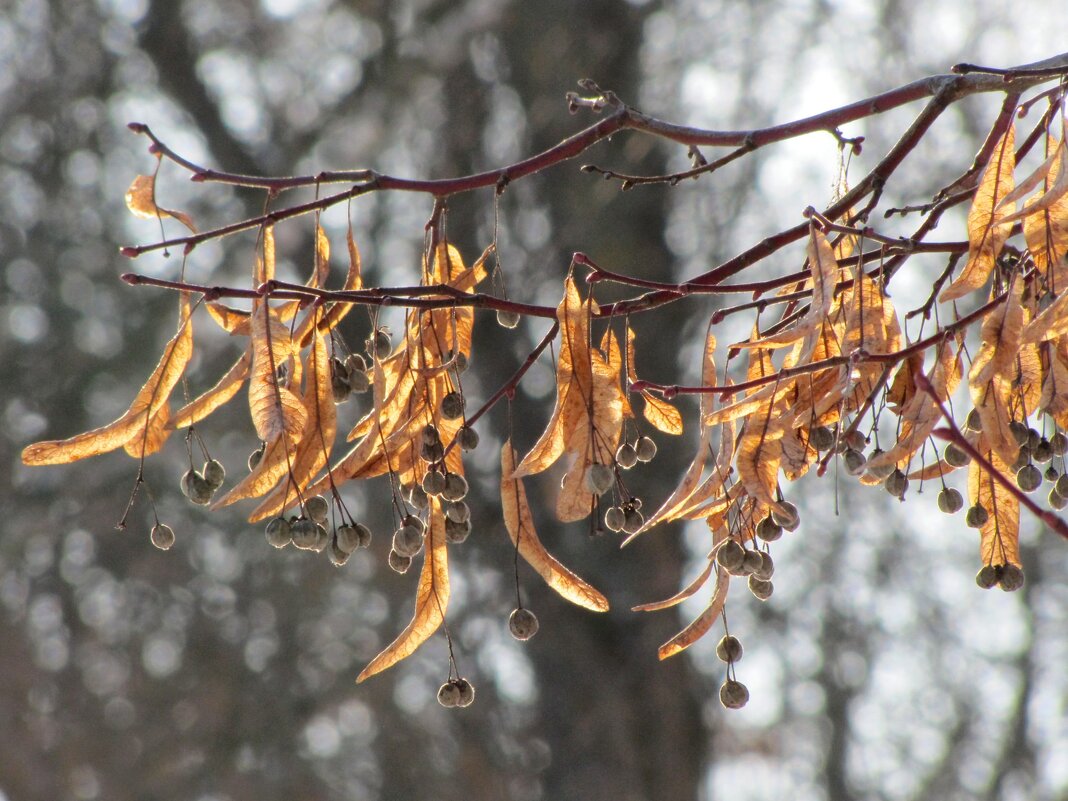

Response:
(21, 56), (1068, 709)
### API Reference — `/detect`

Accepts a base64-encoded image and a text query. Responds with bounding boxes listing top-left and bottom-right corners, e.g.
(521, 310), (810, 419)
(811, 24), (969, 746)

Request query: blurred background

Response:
(2, 1), (1067, 799)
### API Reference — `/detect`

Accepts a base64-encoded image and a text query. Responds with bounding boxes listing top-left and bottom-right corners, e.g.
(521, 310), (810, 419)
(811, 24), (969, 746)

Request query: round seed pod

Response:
(311, 524), (330, 552)
(975, 564), (1000, 589)
(455, 678), (476, 707)
(446, 501), (470, 524)
(407, 484), (430, 511)
(716, 635), (743, 663)
(508, 607), (539, 641)
(843, 448), (867, 476)
(335, 524), (363, 554)
(1032, 438), (1054, 464)
(616, 443), (638, 469)
(716, 540), (746, 572)
(441, 472), (469, 502)
(202, 459), (226, 490)
(185, 471), (214, 506)
(1050, 431), (1068, 456)
(331, 373), (352, 404)
(998, 563), (1025, 592)
(328, 537), (350, 567)
(401, 514), (425, 535)
(719, 679), (749, 710)
(1010, 446), (1031, 473)
(604, 506), (626, 533)
(420, 439), (445, 462)
(740, 549), (763, 576)
(584, 463), (615, 496)
(452, 352), (469, 374)
(445, 516), (471, 544)
(964, 408), (982, 433)
(497, 309), (520, 329)
(393, 525), (425, 558)
(1017, 463), (1043, 493)
(265, 517), (292, 549)
(748, 575), (774, 601)
(347, 367), (370, 394)
(756, 516), (783, 542)
(965, 504), (989, 528)
(150, 523), (176, 551)
(937, 487), (964, 514)
(422, 469), (446, 496)
(388, 549), (412, 574)
(248, 443), (266, 472)
(304, 495), (330, 524)
(291, 518), (320, 550)
(809, 425), (835, 452)
(884, 468), (909, 499)
(437, 681), (461, 708)
(865, 449), (896, 480)
(621, 507), (645, 535)
(458, 426), (480, 452)
(943, 443), (971, 468)
(754, 551), (775, 580)
(771, 501), (800, 531)
(370, 329), (391, 359)
(1027, 427), (1042, 451)
(1009, 420), (1030, 446)
(422, 424), (441, 446)
(1044, 466), (1059, 484)
(345, 352), (368, 375)
(1050, 487), (1068, 511)
(1055, 472), (1068, 498)
(843, 429), (867, 452)
(635, 436), (657, 463)
(440, 391), (465, 420)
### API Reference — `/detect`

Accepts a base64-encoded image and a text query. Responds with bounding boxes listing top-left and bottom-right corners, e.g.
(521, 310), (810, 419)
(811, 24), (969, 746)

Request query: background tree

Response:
(4, 3), (1068, 801)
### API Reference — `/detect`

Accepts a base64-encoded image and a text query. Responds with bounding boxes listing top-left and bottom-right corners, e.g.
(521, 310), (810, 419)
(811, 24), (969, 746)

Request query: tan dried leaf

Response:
(940, 125), (1016, 302)
(357, 499), (450, 682)
(171, 350), (251, 429)
(249, 302), (307, 444)
(657, 526), (730, 660)
(125, 173), (197, 232)
(968, 449), (1021, 568)
(641, 390), (683, 435)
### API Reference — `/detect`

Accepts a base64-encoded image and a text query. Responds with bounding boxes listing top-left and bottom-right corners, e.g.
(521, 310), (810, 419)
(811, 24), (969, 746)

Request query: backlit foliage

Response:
(22, 57), (1068, 704)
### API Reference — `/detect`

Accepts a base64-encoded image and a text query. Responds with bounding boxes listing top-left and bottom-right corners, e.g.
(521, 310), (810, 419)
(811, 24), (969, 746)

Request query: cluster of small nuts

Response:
(331, 353), (372, 404)
(716, 634), (749, 710)
(180, 458), (227, 506)
(716, 539), (775, 601)
(263, 494), (372, 566)
(437, 677), (476, 708)
(975, 562), (1025, 592)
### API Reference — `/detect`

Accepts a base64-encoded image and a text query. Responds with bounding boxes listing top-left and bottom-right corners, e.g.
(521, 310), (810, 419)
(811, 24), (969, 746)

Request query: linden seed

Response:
(771, 501), (800, 531)
(719, 679), (749, 710)
(291, 518), (320, 550)
(370, 329), (391, 359)
(809, 425), (836, 452)
(1032, 438), (1053, 464)
(937, 487), (964, 514)
(756, 516), (783, 542)
(964, 408), (982, 432)
(393, 525), (425, 558)
(635, 436), (657, 463)
(748, 575), (774, 601)
(1010, 446), (1031, 473)
(509, 607), (540, 641)
(446, 501), (470, 524)
(604, 506), (625, 533)
(445, 516), (471, 544)
(458, 426), (480, 452)
(455, 678), (476, 707)
(441, 472), (469, 502)
(345, 352), (368, 375)
(452, 352), (469, 374)
(622, 507), (645, 535)
(437, 681), (461, 708)
(311, 524), (330, 552)
(1057, 473), (1068, 498)
(754, 551), (775, 580)
(407, 484), (430, 511)
(202, 459), (226, 490)
(884, 468), (909, 499)
(975, 564), (1000, 589)
(1050, 487), (1068, 511)
(843, 429), (867, 451)
(304, 495), (330, 524)
(328, 537), (350, 567)
(180, 468), (199, 499)
(998, 563), (1025, 592)
(1009, 420), (1029, 446)
(1044, 466), (1059, 484)
(440, 391), (465, 420)
(497, 309), (520, 329)
(420, 439), (445, 462)
(740, 549), (763, 576)
(943, 443), (971, 468)
(265, 517), (292, 549)
(965, 504), (989, 528)
(843, 448), (867, 476)
(186, 472), (214, 506)
(248, 443), (266, 472)
(331, 373), (351, 404)
(1050, 431), (1068, 456)
(1027, 427), (1042, 451)
(585, 463), (615, 496)
(716, 540), (746, 572)
(335, 524), (361, 554)
(865, 449), (896, 480)
(150, 523), (176, 551)
(1016, 463), (1042, 493)
(715, 635), (743, 663)
(616, 443), (638, 469)
(422, 469), (447, 496)
(388, 549), (412, 574)
(347, 367), (370, 394)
